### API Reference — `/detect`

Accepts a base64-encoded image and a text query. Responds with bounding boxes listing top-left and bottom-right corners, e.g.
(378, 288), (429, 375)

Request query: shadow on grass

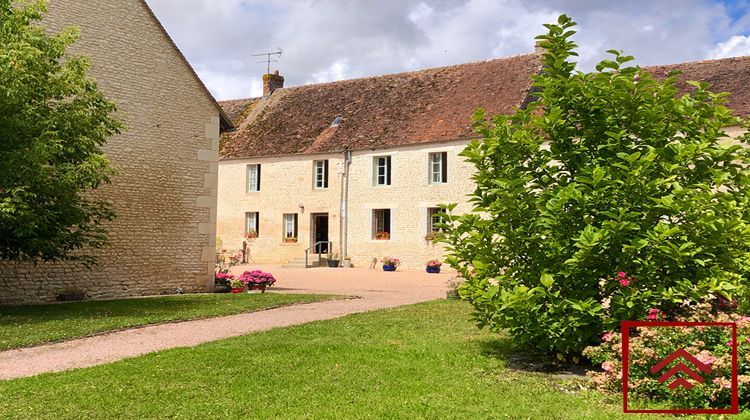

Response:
(477, 337), (591, 378)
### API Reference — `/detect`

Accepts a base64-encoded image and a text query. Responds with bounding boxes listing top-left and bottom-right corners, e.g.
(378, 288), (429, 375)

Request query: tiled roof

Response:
(220, 54), (750, 159)
(644, 56), (750, 118)
(220, 53), (542, 159)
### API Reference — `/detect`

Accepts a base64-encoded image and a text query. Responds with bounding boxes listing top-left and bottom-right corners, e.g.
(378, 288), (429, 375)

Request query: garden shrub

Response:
(584, 303), (750, 411)
(440, 15), (750, 355)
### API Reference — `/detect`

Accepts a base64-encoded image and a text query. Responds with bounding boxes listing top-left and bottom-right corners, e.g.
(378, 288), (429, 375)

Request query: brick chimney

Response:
(263, 70), (284, 97)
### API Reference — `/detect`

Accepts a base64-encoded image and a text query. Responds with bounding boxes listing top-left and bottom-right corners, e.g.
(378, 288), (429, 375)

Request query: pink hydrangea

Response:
(646, 308), (661, 320)
(602, 332), (614, 342)
(696, 350), (716, 366)
(602, 361), (614, 372)
(238, 270), (277, 286)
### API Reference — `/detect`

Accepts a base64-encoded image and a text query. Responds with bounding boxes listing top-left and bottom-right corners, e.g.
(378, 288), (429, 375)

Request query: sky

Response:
(144, 0), (750, 101)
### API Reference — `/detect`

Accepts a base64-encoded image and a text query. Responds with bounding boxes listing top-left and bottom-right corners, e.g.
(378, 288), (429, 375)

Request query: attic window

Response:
(330, 116), (342, 127)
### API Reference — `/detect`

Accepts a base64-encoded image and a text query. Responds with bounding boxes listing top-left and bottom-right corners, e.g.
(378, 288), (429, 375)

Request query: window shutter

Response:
(386, 156), (392, 185)
(257, 165), (262, 191)
(384, 210), (391, 233)
(441, 152), (448, 183)
(294, 214), (298, 237)
(324, 160), (329, 188)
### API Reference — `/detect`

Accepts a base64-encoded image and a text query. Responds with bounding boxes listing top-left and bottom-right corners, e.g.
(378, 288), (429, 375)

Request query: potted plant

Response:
(424, 232), (440, 242)
(57, 288), (87, 302)
(244, 229), (259, 239)
(381, 257), (400, 272)
(230, 279), (245, 294)
(214, 272), (234, 293)
(375, 231), (390, 240)
(327, 253), (340, 268)
(238, 269), (277, 293)
(343, 256), (353, 268)
(426, 260), (442, 273)
(283, 236), (298, 243)
(446, 277), (463, 300)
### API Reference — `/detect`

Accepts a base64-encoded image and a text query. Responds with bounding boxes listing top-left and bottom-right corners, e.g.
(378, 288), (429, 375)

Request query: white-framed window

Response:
(373, 156), (392, 186)
(283, 213), (298, 241)
(313, 160), (329, 189)
(428, 152), (448, 184)
(245, 212), (259, 237)
(427, 207), (444, 233)
(372, 209), (391, 240)
(246, 164), (261, 192)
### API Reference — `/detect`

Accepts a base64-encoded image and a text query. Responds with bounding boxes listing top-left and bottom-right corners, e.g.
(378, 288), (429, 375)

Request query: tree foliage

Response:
(0, 0), (123, 264)
(440, 15), (750, 355)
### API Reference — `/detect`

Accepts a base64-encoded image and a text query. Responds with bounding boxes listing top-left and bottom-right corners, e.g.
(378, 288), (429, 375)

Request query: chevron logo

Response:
(650, 348), (712, 390)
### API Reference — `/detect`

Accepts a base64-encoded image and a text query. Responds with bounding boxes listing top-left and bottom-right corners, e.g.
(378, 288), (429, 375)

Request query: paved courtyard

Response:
(0, 265), (451, 380)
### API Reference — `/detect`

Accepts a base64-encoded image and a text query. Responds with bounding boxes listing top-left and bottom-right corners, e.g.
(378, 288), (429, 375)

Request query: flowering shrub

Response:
(215, 248), (241, 287)
(439, 14), (750, 355)
(238, 270), (276, 287)
(426, 260), (442, 268)
(382, 257), (400, 267)
(584, 303), (750, 410)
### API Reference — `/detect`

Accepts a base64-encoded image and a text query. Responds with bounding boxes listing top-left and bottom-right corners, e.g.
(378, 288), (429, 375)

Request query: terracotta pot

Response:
(231, 287), (245, 294)
(247, 284), (267, 293)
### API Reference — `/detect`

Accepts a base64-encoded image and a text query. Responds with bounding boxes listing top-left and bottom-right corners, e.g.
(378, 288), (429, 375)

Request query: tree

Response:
(440, 15), (750, 355)
(0, 0), (124, 264)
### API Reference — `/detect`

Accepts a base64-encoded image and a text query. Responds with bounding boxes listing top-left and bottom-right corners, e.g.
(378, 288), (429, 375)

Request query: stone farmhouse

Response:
(0, 0), (233, 304)
(217, 54), (750, 270)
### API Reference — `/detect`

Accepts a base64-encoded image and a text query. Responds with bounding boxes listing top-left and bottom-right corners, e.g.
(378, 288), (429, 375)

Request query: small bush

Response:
(584, 303), (750, 411)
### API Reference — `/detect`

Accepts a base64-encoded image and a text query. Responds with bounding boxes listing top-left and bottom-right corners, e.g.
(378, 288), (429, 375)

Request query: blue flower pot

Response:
(383, 264), (396, 272)
(426, 266), (441, 274)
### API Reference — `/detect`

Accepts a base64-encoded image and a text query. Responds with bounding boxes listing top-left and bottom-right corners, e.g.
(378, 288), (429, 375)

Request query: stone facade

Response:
(217, 128), (749, 271)
(0, 0), (226, 304)
(216, 139), (476, 270)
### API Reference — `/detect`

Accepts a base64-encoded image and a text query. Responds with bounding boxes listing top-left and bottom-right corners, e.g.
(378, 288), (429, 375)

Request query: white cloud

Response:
(144, 0), (750, 100)
(709, 35), (750, 58)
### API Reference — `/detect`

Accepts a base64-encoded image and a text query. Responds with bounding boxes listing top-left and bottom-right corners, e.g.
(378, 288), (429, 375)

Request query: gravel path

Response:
(0, 265), (450, 380)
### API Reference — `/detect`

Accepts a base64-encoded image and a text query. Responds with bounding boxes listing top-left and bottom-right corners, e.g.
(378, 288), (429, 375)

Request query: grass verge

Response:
(0, 293), (336, 350)
(0, 300), (635, 419)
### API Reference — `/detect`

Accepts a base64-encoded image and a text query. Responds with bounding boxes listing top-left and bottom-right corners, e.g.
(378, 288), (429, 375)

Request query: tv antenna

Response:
(252, 48), (283, 74)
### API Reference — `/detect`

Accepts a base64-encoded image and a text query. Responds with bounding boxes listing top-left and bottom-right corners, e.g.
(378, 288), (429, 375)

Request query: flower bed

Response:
(584, 302), (750, 411)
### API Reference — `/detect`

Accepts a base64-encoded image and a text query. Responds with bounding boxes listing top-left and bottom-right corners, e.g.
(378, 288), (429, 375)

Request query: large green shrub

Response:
(440, 15), (750, 355)
(0, 0), (123, 264)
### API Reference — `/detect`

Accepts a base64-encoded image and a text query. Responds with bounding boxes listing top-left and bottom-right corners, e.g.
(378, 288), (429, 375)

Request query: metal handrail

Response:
(304, 241), (333, 268)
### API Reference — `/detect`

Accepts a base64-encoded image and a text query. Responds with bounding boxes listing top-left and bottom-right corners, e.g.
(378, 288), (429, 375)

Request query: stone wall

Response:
(0, 0), (221, 304)
(217, 139), (476, 270)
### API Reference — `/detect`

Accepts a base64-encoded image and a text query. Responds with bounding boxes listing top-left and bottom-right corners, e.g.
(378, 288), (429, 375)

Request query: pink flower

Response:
(619, 279), (630, 287)
(646, 308), (661, 321)
(602, 361), (614, 372)
(617, 271), (627, 278)
(602, 332), (614, 342)
(697, 350), (716, 366)
(713, 377), (732, 389)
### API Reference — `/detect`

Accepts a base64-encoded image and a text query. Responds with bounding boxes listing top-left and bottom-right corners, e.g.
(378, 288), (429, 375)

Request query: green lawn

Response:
(0, 300), (639, 419)
(0, 293), (335, 350)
